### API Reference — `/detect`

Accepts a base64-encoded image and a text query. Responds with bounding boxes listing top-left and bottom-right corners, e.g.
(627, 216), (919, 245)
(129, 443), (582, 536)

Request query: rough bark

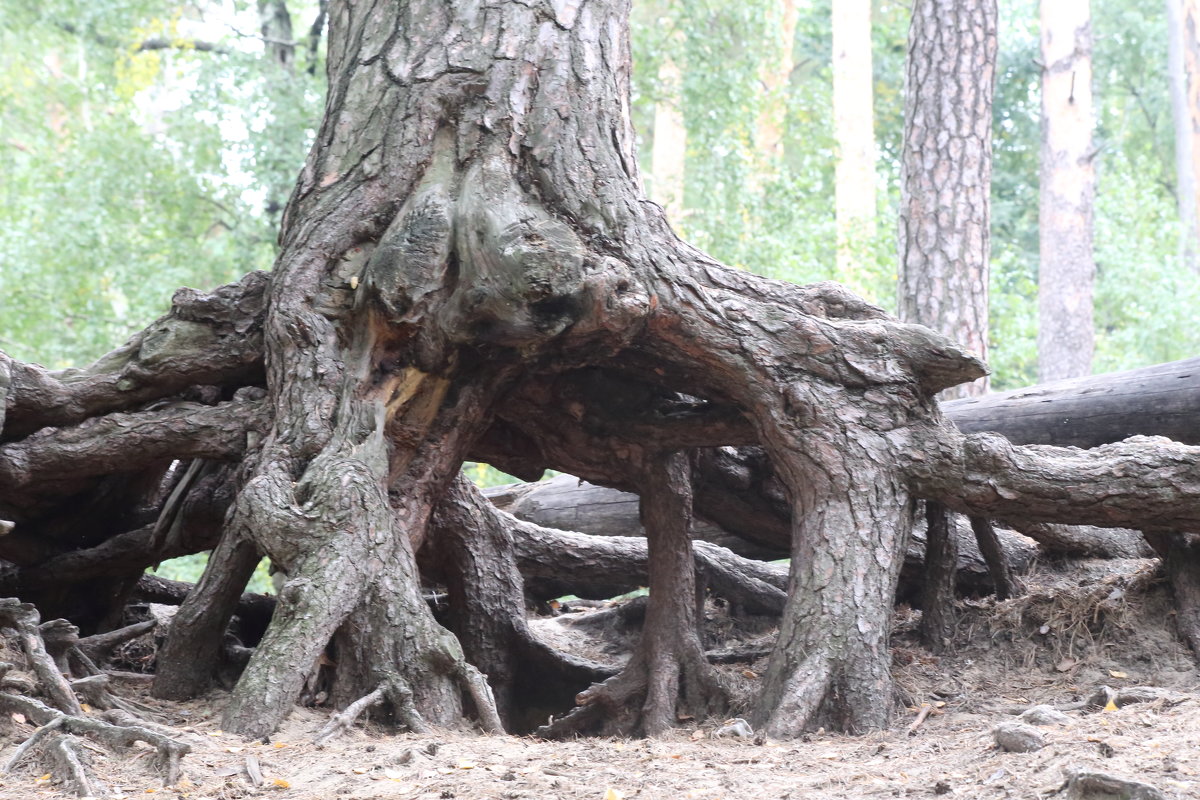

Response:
(1144, 531), (1200, 655)
(898, 0), (996, 398)
(1038, 0), (1096, 381)
(0, 271), (266, 442)
(968, 516), (1021, 600)
(5, 0), (1200, 742)
(919, 501), (958, 651)
(152, 532), (262, 700)
(430, 476), (610, 733)
(539, 451), (725, 738)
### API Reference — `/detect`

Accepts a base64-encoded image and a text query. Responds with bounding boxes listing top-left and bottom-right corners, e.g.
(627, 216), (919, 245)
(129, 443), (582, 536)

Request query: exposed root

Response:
(1145, 531), (1200, 659)
(455, 661), (504, 733)
(313, 684), (386, 744)
(46, 733), (103, 798)
(76, 620), (157, 665)
(968, 516), (1023, 600)
(0, 600), (189, 795)
(538, 635), (729, 740)
(538, 452), (728, 738)
(71, 674), (165, 721)
(0, 599), (83, 715)
(919, 501), (957, 652)
(0, 692), (190, 788)
(311, 667), (475, 745)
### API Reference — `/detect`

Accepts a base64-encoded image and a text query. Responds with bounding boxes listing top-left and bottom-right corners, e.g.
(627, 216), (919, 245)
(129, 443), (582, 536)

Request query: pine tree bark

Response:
(1038, 0), (1096, 381)
(9, 0), (1200, 742)
(898, 0), (997, 399)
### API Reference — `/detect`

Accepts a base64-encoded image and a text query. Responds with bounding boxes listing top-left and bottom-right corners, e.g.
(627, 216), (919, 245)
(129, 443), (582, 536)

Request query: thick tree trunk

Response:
(218, 0), (655, 736)
(8, 0), (1200, 743)
(898, 0), (997, 399)
(1038, 0), (1096, 381)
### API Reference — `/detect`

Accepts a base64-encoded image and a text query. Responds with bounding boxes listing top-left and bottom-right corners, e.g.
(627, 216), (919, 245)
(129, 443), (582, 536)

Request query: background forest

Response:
(1, 0), (1196, 578)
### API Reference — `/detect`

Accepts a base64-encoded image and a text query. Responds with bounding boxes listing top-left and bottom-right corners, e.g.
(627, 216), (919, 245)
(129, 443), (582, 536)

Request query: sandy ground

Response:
(3, 557), (1199, 800)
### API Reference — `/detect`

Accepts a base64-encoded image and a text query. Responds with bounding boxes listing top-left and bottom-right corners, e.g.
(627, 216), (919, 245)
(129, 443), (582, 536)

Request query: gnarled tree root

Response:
(1144, 531), (1200, 658)
(538, 453), (728, 738)
(0, 599), (83, 715)
(1, 599), (189, 795)
(537, 632), (729, 739)
(0, 693), (189, 793)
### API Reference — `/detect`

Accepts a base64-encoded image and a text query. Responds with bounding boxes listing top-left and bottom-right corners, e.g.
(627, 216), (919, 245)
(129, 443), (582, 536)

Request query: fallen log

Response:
(488, 475), (1038, 600)
(942, 356), (1200, 447)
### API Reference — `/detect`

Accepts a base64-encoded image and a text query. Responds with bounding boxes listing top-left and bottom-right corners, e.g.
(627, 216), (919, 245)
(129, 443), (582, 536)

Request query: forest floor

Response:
(3, 556), (1199, 800)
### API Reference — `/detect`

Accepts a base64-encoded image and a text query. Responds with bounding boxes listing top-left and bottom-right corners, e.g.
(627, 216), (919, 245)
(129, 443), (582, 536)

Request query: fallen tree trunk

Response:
(942, 356), (1200, 447)
(488, 474), (1038, 599)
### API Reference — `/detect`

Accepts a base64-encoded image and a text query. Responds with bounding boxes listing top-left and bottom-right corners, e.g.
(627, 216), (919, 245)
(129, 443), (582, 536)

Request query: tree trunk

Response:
(1038, 0), (1096, 382)
(1166, 0), (1200, 268)
(833, 0), (877, 278)
(539, 451), (725, 737)
(755, 0), (799, 164)
(8, 0), (1200, 742)
(898, 0), (997, 399)
(943, 356), (1200, 446)
(651, 54), (686, 222)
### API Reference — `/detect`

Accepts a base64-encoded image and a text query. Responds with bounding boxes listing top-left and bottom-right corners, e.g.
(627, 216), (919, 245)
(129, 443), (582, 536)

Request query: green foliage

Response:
(462, 462), (529, 489)
(0, 0), (323, 368)
(154, 553), (275, 594)
(629, 0), (1189, 389)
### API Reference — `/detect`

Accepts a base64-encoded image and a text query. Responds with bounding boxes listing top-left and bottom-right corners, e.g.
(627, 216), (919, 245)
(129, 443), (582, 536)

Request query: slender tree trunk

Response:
(651, 54), (687, 223)
(755, 0), (799, 164)
(898, 0), (997, 399)
(1166, 0), (1200, 268)
(833, 0), (877, 278)
(258, 0), (296, 72)
(1038, 0), (1096, 382)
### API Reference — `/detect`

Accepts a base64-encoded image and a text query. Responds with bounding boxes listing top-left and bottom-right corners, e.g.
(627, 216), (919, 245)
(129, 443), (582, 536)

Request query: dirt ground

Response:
(3, 557), (1199, 800)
